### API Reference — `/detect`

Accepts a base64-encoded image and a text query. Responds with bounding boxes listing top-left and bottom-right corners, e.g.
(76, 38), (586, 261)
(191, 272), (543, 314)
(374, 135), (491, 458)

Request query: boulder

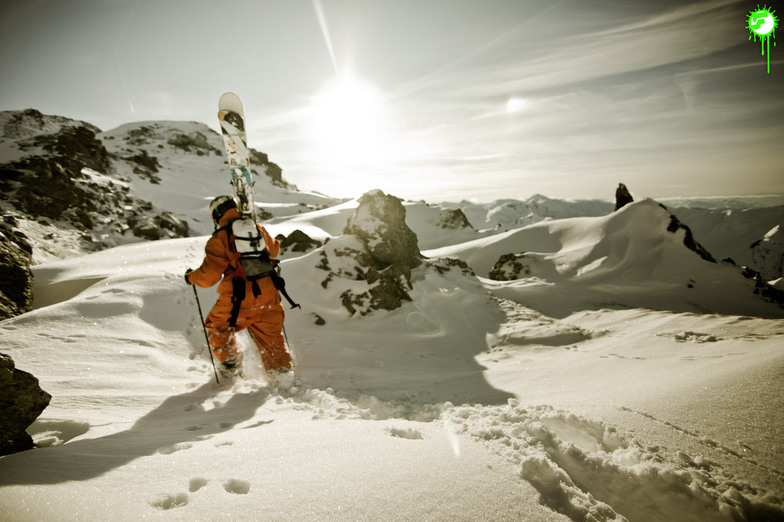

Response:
(320, 190), (424, 315)
(343, 189), (422, 279)
(158, 211), (190, 237)
(0, 353), (51, 455)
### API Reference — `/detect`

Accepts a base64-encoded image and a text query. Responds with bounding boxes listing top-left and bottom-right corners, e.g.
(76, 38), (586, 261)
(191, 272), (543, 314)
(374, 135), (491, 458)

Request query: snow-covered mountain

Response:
(0, 109), (341, 263)
(2, 109), (784, 521)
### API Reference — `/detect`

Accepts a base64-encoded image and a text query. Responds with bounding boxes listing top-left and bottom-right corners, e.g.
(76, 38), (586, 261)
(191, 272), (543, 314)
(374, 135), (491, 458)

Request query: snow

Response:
(3, 196), (784, 521)
(2, 113), (784, 520)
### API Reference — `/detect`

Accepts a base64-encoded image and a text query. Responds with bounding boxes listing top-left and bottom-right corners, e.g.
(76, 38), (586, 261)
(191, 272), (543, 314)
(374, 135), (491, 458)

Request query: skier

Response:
(185, 195), (292, 379)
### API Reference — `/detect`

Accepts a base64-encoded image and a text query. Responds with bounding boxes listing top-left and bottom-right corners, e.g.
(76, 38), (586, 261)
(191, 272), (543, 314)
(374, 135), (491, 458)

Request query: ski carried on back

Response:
(218, 92), (256, 221)
(217, 92), (301, 314)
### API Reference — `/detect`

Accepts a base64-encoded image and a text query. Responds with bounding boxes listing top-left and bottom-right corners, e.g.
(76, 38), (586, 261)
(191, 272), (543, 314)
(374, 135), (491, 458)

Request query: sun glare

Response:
(505, 97), (528, 113)
(306, 74), (389, 170)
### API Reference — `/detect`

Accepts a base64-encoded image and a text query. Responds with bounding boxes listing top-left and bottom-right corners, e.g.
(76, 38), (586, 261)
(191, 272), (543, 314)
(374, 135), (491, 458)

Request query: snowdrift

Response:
(2, 196), (783, 520)
(427, 199), (783, 319)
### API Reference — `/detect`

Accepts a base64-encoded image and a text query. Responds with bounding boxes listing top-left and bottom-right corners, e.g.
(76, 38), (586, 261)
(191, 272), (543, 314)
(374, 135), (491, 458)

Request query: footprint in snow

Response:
(157, 442), (192, 455)
(223, 479), (250, 495)
(149, 492), (189, 510)
(189, 477), (208, 493)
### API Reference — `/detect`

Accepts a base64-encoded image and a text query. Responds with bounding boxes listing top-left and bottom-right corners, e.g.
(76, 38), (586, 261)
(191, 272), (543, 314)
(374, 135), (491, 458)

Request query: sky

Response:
(1, 0), (782, 203)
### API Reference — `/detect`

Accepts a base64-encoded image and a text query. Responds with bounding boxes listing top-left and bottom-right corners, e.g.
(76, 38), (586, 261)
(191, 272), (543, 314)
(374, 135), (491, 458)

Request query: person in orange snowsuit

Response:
(185, 196), (292, 377)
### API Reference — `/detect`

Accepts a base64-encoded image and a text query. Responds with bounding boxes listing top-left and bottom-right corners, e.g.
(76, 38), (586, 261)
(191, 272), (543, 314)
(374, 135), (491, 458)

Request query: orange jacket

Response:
(188, 208), (281, 303)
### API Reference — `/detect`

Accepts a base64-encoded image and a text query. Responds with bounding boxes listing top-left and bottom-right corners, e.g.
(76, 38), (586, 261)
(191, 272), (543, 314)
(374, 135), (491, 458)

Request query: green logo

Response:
(747, 5), (778, 73)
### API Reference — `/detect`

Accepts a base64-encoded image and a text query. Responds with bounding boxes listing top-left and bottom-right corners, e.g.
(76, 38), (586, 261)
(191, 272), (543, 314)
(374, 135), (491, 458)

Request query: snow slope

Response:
(98, 120), (342, 237)
(2, 197), (783, 521)
(426, 199), (781, 318)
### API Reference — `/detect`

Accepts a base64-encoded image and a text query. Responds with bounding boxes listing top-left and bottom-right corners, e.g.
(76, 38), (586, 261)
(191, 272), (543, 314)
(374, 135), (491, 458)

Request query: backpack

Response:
(229, 217), (276, 280)
(220, 218), (300, 327)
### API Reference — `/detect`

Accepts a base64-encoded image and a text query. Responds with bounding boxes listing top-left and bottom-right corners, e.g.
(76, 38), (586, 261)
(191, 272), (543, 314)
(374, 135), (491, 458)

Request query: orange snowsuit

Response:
(187, 208), (291, 373)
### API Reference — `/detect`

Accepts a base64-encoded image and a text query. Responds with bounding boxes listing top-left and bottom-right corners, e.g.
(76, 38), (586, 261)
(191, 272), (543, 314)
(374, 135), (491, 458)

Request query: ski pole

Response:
(192, 284), (219, 384)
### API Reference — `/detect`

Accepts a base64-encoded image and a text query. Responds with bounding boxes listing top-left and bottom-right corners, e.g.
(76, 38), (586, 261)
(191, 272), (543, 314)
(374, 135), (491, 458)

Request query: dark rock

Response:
(277, 229), (323, 253)
(664, 210), (716, 263)
(615, 183), (634, 211)
(167, 132), (221, 156)
(750, 227), (783, 280)
(438, 208), (473, 229)
(318, 190), (424, 315)
(0, 219), (34, 320)
(250, 149), (290, 189)
(0, 353), (51, 455)
(343, 190), (422, 278)
(489, 253), (531, 281)
(128, 215), (160, 240)
(158, 211), (189, 237)
(429, 257), (475, 276)
(126, 150), (161, 182)
(33, 125), (110, 173)
(7, 156), (87, 219)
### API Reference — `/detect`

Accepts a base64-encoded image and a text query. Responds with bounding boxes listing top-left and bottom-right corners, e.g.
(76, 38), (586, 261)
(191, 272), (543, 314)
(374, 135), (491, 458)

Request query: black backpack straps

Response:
(251, 280), (261, 298)
(271, 271), (301, 309)
(228, 277), (245, 328)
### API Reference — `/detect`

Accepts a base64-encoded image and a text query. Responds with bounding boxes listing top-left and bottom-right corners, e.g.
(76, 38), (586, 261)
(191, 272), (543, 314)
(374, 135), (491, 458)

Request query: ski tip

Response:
(219, 92), (244, 113)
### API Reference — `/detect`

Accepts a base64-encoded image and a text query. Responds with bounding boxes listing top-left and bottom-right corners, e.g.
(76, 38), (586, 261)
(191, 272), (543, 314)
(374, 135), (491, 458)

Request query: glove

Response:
(184, 268), (193, 285)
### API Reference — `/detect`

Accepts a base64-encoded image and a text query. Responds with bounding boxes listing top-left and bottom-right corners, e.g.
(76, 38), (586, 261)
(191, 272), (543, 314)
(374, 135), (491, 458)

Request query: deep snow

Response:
(2, 199), (783, 521)
(1, 115), (783, 521)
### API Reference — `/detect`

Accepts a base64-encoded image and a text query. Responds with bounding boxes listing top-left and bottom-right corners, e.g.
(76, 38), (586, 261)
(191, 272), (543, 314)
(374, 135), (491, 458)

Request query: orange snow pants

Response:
(204, 293), (291, 373)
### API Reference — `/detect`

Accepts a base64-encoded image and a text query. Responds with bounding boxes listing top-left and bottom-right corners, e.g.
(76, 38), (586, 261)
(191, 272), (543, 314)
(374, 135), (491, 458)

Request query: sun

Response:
(306, 74), (389, 170)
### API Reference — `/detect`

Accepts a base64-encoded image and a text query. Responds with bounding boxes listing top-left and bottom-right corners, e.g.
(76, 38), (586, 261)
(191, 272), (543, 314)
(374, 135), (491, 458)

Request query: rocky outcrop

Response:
(167, 131), (221, 156)
(0, 216), (34, 320)
(250, 149), (291, 189)
(317, 190), (423, 315)
(664, 208), (716, 263)
(489, 253), (531, 281)
(1, 110), (194, 252)
(277, 229), (323, 254)
(438, 208), (473, 230)
(0, 353), (51, 455)
(615, 183), (634, 211)
(343, 190), (422, 277)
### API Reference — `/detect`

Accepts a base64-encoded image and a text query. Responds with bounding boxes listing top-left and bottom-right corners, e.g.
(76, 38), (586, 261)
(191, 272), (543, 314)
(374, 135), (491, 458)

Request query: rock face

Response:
(0, 353), (51, 455)
(0, 109), (192, 255)
(615, 183), (634, 211)
(664, 207), (716, 263)
(750, 226), (783, 281)
(0, 216), (34, 320)
(250, 149), (291, 189)
(318, 190), (423, 315)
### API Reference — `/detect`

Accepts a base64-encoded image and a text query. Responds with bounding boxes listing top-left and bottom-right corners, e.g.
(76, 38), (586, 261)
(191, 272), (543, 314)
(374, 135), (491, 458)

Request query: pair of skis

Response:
(218, 92), (256, 221)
